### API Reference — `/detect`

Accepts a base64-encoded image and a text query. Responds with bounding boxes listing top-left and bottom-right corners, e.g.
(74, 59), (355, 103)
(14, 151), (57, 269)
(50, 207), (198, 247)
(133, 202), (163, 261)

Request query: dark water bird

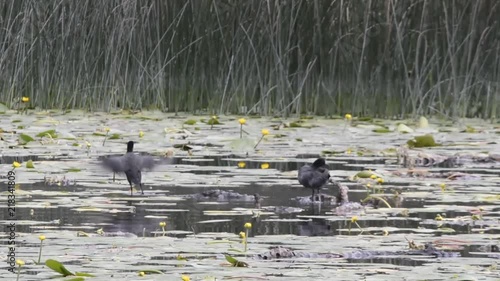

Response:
(102, 141), (157, 196)
(298, 158), (331, 203)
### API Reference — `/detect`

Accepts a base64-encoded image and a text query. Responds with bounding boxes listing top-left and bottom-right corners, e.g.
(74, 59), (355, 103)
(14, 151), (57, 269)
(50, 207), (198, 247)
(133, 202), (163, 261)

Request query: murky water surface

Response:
(0, 111), (498, 280)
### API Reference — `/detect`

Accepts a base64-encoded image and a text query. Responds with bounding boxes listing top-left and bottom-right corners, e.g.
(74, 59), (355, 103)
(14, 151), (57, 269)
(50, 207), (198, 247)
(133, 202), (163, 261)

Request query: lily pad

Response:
(407, 134), (439, 148)
(36, 129), (58, 138)
(184, 119), (197, 125)
(19, 133), (35, 144)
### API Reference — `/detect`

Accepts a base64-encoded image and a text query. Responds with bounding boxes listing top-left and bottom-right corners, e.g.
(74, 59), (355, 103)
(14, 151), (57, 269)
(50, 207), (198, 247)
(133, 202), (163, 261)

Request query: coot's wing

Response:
(102, 156), (127, 173)
(308, 167), (330, 188)
(298, 164), (313, 187)
(135, 155), (156, 170)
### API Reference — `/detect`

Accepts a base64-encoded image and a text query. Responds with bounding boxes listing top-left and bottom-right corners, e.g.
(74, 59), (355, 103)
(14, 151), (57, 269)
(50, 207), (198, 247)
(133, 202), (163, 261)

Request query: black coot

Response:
(102, 141), (157, 196)
(298, 158), (331, 202)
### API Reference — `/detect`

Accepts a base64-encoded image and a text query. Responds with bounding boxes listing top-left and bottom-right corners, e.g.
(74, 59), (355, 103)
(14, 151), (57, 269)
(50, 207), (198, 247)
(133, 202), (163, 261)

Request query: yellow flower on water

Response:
(370, 174), (377, 179)
(139, 131), (144, 138)
(351, 216), (358, 223)
(346, 149), (352, 154)
(435, 214), (443, 221)
(237, 162), (246, 168)
(377, 178), (384, 184)
(238, 118), (246, 125)
(439, 183), (446, 191)
(260, 163), (269, 169)
(16, 259), (25, 266)
(39, 235), (46, 241)
(211, 115), (218, 120)
(261, 129), (269, 136)
(86, 141), (91, 148)
(244, 222), (252, 229)
(159, 222), (166, 227)
(105, 127), (110, 133)
(12, 161), (21, 168)
(345, 113), (352, 120)
(138, 271), (145, 276)
(239, 231), (246, 239)
(366, 183), (371, 188)
(21, 97), (30, 103)
(383, 229), (389, 236)
(181, 275), (190, 281)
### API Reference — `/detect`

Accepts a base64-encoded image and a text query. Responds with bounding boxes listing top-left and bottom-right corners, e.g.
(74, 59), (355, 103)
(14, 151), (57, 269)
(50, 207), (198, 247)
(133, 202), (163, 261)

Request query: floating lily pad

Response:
(19, 133), (35, 144)
(36, 129), (57, 138)
(407, 134), (439, 148)
(184, 119), (197, 125)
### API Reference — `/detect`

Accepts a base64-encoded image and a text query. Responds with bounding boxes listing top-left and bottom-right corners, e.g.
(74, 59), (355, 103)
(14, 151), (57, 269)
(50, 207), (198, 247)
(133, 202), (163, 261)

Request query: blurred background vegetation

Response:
(0, 0), (498, 119)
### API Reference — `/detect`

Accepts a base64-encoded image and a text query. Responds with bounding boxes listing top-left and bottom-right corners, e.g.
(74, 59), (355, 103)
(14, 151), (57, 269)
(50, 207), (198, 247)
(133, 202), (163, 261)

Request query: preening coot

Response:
(298, 158), (331, 203)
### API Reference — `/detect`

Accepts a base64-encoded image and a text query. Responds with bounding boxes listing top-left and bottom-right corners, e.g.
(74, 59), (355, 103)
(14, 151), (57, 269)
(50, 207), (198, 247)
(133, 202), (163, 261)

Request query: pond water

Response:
(0, 111), (498, 280)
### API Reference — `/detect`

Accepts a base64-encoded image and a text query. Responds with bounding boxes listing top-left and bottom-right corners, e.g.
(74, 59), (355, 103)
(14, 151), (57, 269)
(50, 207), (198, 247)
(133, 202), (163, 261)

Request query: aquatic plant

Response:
(15, 259), (24, 281)
(159, 221), (166, 236)
(45, 259), (95, 277)
(254, 129), (269, 149)
(37, 235), (45, 264)
(348, 216), (364, 235)
(238, 118), (246, 138)
(102, 127), (110, 146)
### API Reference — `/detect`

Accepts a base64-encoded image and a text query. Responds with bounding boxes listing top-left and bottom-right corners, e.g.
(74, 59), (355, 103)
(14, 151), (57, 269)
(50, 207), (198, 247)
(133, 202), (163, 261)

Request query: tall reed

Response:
(0, 0), (497, 119)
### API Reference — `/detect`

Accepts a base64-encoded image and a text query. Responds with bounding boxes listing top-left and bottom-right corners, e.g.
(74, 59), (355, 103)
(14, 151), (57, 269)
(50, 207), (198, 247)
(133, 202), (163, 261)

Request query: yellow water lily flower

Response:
(159, 222), (166, 227)
(238, 118), (246, 125)
(239, 231), (246, 239)
(351, 216), (358, 223)
(138, 271), (145, 276)
(439, 183), (446, 191)
(39, 235), (46, 241)
(370, 174), (377, 179)
(12, 161), (21, 168)
(181, 275), (190, 281)
(21, 97), (30, 103)
(345, 113), (352, 120)
(377, 178), (384, 184)
(105, 127), (110, 133)
(261, 129), (269, 136)
(260, 163), (269, 169)
(139, 131), (145, 138)
(237, 162), (246, 168)
(16, 259), (25, 266)
(244, 222), (252, 229)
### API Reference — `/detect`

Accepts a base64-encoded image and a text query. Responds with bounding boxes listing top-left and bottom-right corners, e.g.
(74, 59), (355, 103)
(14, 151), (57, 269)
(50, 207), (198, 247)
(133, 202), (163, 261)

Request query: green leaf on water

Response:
(63, 278), (85, 281)
(108, 133), (121, 140)
(19, 133), (35, 144)
(184, 119), (197, 125)
(66, 168), (81, 172)
(224, 254), (248, 267)
(45, 259), (74, 276)
(138, 269), (164, 275)
(26, 159), (35, 169)
(207, 118), (221, 125)
(355, 170), (379, 178)
(372, 128), (392, 133)
(407, 134), (439, 148)
(36, 129), (57, 138)
(75, 272), (96, 277)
